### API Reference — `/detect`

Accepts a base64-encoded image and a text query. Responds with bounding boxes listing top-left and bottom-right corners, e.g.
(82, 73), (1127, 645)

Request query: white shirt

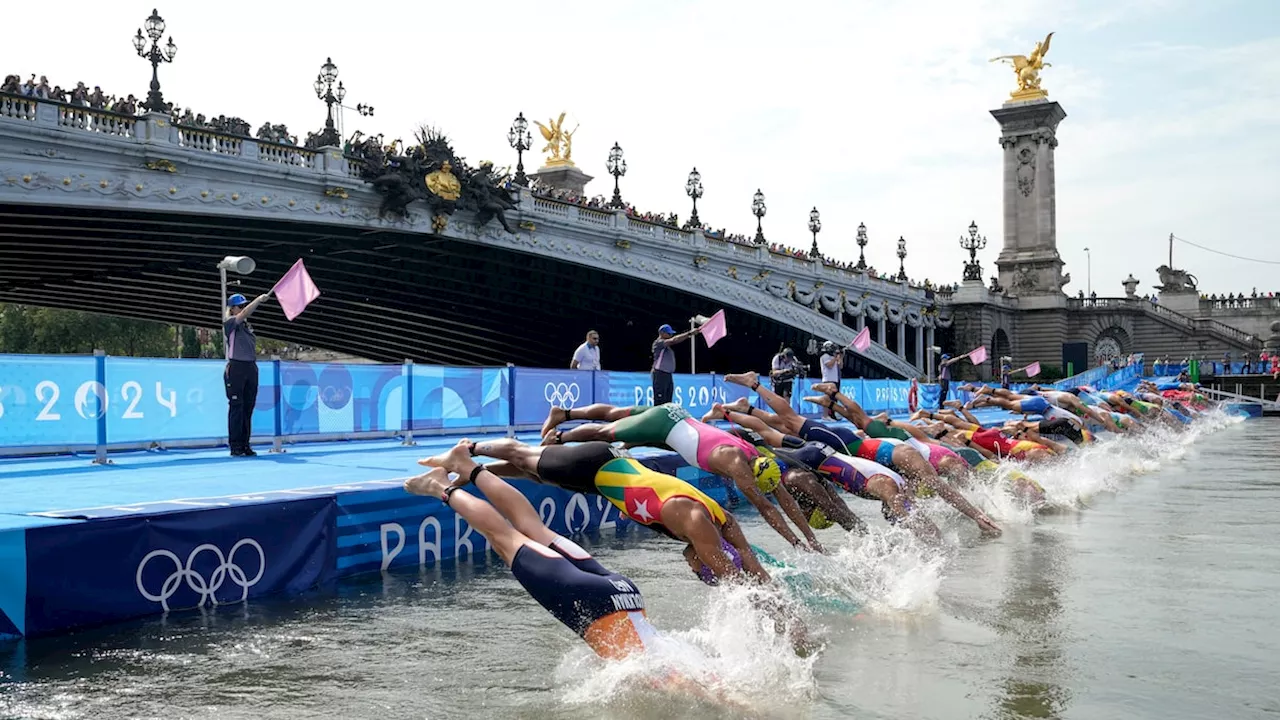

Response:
(820, 353), (841, 382)
(572, 342), (601, 370)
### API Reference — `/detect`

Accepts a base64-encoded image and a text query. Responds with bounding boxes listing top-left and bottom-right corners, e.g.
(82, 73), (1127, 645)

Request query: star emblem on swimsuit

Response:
(632, 499), (654, 522)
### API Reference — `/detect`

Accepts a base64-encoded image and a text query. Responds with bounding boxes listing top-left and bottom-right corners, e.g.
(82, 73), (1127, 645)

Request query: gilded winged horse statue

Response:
(991, 32), (1055, 99)
(533, 112), (578, 167)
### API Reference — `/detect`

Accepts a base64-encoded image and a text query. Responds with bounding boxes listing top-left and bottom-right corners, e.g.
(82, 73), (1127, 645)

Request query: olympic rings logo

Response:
(135, 539), (266, 611)
(544, 382), (581, 409)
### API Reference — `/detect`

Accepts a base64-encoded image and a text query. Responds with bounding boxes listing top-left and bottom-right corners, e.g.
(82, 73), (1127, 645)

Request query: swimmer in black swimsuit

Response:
(405, 441), (659, 659)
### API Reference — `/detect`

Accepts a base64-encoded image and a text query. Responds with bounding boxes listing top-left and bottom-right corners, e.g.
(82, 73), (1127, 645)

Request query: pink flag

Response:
(967, 345), (988, 365)
(850, 326), (872, 353)
(271, 259), (321, 321)
(700, 309), (727, 347)
(1025, 361), (1041, 377)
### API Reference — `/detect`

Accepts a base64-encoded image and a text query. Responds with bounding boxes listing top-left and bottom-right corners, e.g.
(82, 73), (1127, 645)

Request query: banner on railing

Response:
(0, 352), (964, 453)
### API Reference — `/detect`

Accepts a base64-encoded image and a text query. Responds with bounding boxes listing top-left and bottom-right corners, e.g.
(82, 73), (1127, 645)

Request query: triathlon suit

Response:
(1016, 395), (1052, 415)
(610, 403), (758, 470)
(784, 442), (906, 499)
(965, 428), (1047, 460)
(510, 535), (658, 659)
(796, 418), (854, 454)
(903, 437), (963, 470)
(949, 445), (987, 468)
(862, 419), (911, 442)
(534, 442), (727, 539)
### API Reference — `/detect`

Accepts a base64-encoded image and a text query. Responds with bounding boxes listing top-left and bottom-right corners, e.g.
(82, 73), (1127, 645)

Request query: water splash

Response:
(554, 583), (817, 716)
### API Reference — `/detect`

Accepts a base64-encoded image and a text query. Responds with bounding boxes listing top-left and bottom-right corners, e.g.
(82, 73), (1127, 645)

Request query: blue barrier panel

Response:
(597, 370), (654, 407)
(22, 498), (337, 637)
(280, 361), (406, 436)
(103, 357), (228, 443)
(919, 383), (940, 409)
(0, 355), (99, 448)
(512, 368), (596, 426)
(410, 365), (507, 431)
(673, 374), (719, 419)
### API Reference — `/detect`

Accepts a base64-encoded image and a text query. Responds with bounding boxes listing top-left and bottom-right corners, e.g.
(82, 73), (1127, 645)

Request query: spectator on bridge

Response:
(570, 330), (601, 371)
(224, 292), (273, 457)
(651, 323), (696, 405)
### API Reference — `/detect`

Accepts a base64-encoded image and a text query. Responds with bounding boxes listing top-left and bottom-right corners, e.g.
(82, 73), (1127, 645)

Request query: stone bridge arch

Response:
(991, 327), (1012, 376)
(1084, 314), (1134, 361)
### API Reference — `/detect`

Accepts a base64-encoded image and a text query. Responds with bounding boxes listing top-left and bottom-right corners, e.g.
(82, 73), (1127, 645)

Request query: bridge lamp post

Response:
(313, 58), (344, 147)
(606, 142), (627, 209)
(1084, 246), (1092, 296)
(896, 236), (908, 281)
(685, 168), (703, 228)
(808, 208), (822, 259)
(217, 256), (257, 319)
(751, 189), (767, 244)
(132, 9), (178, 113)
(855, 222), (869, 270)
(507, 112), (533, 186)
(960, 220), (987, 281)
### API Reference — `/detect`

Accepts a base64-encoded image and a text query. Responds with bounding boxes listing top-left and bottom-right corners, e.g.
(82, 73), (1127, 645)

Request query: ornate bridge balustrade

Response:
(0, 94), (944, 377)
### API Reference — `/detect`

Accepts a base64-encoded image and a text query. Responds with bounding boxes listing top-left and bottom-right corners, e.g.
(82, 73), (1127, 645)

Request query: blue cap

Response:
(227, 293), (248, 307)
(941, 353), (951, 360)
(659, 324), (675, 335)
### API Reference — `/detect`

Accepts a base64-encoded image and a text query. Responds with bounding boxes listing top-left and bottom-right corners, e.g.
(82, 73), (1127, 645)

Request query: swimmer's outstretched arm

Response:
(772, 483), (825, 553)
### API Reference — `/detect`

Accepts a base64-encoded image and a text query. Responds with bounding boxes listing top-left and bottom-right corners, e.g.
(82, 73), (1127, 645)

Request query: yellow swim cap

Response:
(808, 508), (834, 529)
(752, 456), (781, 493)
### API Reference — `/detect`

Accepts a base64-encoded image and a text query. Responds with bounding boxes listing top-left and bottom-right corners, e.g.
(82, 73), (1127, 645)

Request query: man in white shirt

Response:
(570, 330), (601, 370)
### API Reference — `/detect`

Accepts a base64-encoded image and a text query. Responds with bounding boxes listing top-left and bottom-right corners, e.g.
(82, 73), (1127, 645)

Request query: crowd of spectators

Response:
(2, 73), (139, 114)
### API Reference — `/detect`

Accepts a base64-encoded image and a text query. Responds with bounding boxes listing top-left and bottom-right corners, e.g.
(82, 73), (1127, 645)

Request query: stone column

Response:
(926, 326), (936, 376)
(991, 99), (1068, 305)
(915, 324), (924, 370)
(896, 320), (906, 359)
(877, 316), (886, 347)
(856, 314), (865, 331)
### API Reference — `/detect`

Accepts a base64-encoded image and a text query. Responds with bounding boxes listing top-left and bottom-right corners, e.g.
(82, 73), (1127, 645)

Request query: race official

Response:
(571, 330), (601, 370)
(224, 292), (271, 457)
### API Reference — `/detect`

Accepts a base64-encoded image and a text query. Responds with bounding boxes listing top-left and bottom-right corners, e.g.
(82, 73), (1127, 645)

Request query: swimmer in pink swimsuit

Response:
(545, 402), (824, 552)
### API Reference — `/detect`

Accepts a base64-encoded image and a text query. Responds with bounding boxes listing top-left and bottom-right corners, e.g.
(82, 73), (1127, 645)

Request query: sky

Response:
(8, 0), (1279, 296)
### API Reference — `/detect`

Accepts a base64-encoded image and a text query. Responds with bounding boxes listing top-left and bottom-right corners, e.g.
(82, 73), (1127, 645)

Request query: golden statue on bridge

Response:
(991, 31), (1055, 101)
(534, 112), (578, 167)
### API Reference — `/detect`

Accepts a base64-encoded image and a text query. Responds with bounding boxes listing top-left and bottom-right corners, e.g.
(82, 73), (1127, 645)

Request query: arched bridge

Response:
(0, 96), (948, 376)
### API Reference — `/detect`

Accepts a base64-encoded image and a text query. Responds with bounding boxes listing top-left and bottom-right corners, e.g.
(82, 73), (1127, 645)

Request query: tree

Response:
(0, 304), (176, 357)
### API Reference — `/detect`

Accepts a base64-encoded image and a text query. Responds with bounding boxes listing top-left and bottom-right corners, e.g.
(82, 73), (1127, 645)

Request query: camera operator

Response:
(770, 347), (804, 401)
(819, 341), (844, 419)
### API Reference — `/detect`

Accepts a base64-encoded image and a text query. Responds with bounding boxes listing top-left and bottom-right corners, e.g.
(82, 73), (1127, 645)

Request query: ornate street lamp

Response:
(751, 189), (767, 244)
(808, 207), (822, 259)
(606, 142), (627, 209)
(133, 9), (177, 113)
(507, 112), (533, 186)
(685, 167), (703, 228)
(312, 57), (345, 147)
(960, 220), (987, 281)
(896, 236), (908, 280)
(855, 222), (869, 270)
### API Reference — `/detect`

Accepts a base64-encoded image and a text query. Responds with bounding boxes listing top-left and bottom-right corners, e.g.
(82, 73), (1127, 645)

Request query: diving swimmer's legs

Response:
(540, 403), (640, 442)
(404, 462), (527, 564)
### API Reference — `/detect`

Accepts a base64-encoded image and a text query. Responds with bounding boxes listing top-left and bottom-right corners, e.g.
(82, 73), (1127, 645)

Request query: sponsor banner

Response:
(589, 371), (727, 418)
(22, 498), (336, 637)
(410, 366), (508, 431)
(512, 368), (596, 426)
(104, 357), (241, 443)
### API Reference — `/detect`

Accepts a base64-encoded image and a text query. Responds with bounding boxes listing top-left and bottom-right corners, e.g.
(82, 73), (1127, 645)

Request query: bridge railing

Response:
(1068, 296), (1259, 347)
(0, 352), (949, 458)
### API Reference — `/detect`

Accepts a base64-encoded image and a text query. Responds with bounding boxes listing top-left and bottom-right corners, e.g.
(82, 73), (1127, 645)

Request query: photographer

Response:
(819, 341), (844, 419)
(769, 347), (804, 401)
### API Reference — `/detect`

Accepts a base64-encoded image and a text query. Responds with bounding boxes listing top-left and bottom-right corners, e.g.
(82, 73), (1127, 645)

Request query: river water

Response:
(3, 414), (1279, 720)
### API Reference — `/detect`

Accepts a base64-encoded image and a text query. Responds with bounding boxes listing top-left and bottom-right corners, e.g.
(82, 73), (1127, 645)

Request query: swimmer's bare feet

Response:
(722, 397), (752, 414)
(910, 409), (930, 421)
(417, 439), (475, 473)
(540, 429), (563, 446)
(974, 385), (992, 397)
(403, 466), (451, 499)
(943, 400), (963, 409)
(701, 403), (726, 423)
(724, 371), (760, 390)
(872, 411), (890, 423)
(540, 406), (568, 442)
(812, 382), (838, 394)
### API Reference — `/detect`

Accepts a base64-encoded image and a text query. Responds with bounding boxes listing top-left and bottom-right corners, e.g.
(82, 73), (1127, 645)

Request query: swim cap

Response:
(696, 538), (744, 585)
(808, 508), (834, 529)
(752, 456), (782, 493)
